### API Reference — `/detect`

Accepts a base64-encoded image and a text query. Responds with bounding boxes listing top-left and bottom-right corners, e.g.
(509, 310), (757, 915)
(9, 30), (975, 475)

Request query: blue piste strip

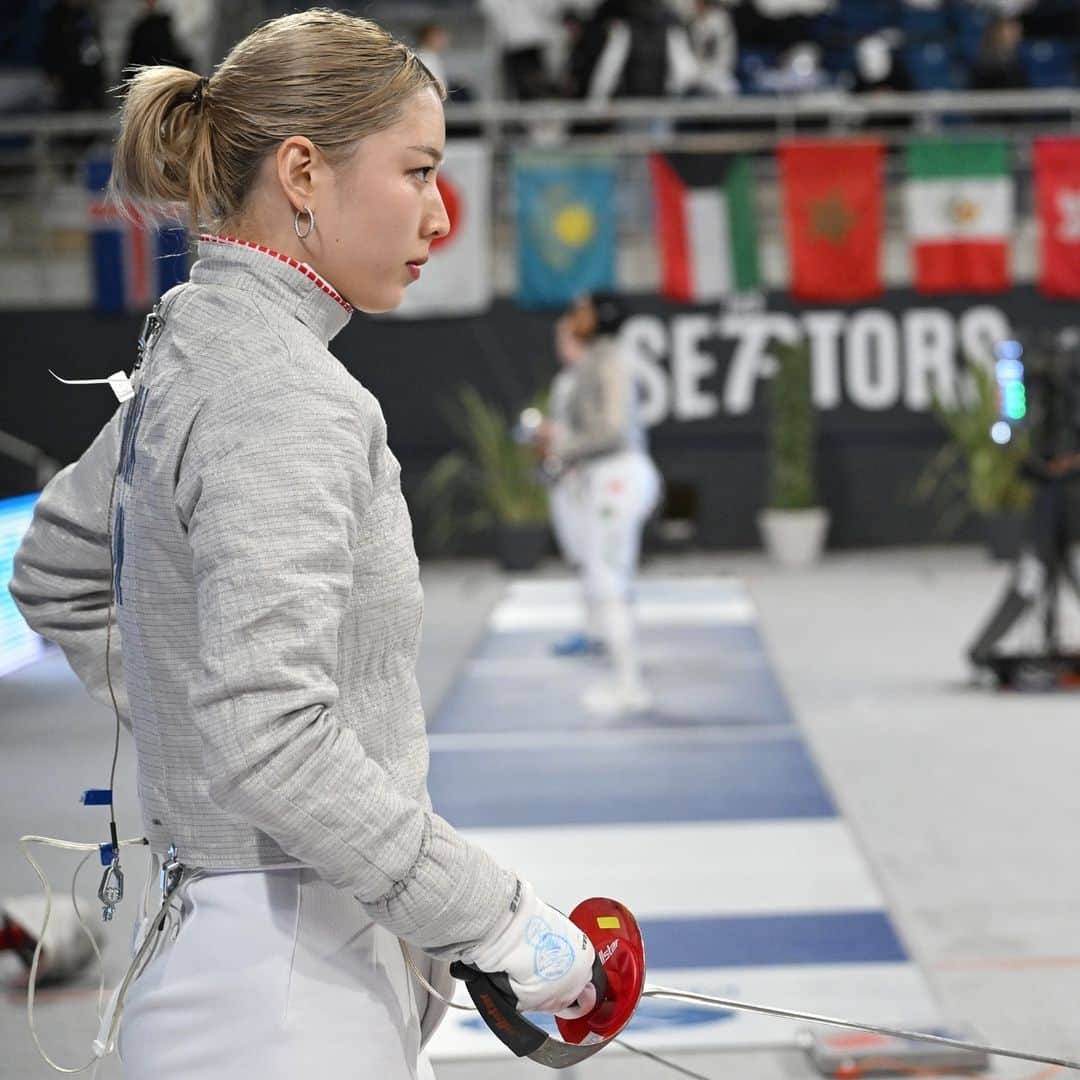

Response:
(428, 736), (836, 827)
(638, 910), (909, 969)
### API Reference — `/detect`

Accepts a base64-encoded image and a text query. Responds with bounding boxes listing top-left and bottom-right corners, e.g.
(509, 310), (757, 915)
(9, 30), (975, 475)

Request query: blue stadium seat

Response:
(835, 0), (898, 37)
(948, 1), (991, 65)
(736, 47), (780, 94)
(903, 41), (960, 90)
(0, 3), (44, 68)
(901, 4), (949, 42)
(1019, 39), (1076, 89)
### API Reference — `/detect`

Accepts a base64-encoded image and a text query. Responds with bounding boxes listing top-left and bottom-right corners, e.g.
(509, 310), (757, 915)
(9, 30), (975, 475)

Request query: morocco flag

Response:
(778, 140), (883, 301)
(1034, 137), (1080, 298)
(904, 140), (1013, 293)
(649, 153), (760, 301)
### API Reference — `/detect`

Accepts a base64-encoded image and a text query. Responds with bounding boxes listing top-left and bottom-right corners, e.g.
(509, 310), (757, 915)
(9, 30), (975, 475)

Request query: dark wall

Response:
(3, 289), (1077, 551)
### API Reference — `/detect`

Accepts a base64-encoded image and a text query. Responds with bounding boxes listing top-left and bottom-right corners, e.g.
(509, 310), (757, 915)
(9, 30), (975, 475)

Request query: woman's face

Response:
(317, 87), (449, 313)
(569, 296), (597, 340)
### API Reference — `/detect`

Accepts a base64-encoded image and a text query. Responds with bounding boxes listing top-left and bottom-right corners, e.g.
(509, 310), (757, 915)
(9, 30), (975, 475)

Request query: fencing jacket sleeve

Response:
(554, 338), (632, 465)
(10, 407), (130, 728)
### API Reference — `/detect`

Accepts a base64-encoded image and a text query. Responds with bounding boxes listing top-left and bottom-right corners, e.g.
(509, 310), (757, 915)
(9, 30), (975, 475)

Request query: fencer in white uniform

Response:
(545, 315), (604, 655)
(10, 13), (600, 1078)
(544, 293), (662, 714)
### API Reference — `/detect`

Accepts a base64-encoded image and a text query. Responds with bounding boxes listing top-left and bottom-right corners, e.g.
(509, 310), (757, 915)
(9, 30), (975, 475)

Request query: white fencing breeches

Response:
(549, 468), (588, 569)
(118, 867), (435, 1080)
(581, 451), (661, 692)
(581, 451), (661, 603)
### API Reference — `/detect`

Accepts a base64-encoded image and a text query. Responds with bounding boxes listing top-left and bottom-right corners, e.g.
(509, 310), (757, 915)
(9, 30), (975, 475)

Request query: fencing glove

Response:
(461, 878), (597, 1017)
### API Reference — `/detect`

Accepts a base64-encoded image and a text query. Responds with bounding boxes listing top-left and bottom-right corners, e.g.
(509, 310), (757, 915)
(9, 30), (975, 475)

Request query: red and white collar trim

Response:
(199, 233), (353, 314)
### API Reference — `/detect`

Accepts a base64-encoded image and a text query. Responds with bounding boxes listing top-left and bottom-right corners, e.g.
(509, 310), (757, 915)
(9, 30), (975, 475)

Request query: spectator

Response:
(557, 8), (608, 99)
(687, 0), (738, 97)
(415, 20), (475, 111)
(478, 0), (560, 100)
(124, 0), (192, 75)
(587, 0), (697, 102)
(851, 33), (911, 93)
(970, 14), (1028, 90)
(414, 21), (450, 93)
(41, 0), (105, 111)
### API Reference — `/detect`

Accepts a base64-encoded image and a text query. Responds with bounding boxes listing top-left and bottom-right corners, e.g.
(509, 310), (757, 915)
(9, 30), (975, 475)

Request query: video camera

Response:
(991, 328), (1080, 463)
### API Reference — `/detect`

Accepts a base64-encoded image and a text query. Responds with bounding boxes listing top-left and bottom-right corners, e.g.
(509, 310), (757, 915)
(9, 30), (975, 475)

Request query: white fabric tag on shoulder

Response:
(48, 370), (135, 403)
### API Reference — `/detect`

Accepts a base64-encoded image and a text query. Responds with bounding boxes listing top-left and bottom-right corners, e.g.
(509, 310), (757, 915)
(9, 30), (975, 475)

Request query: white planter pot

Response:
(757, 507), (830, 568)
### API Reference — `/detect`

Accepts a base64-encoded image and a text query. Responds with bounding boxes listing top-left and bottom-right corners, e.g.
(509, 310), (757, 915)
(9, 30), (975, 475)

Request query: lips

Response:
(406, 257), (427, 282)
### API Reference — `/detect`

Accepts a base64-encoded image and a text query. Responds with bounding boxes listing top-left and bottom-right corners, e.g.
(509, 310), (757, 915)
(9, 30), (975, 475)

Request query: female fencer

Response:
(546, 313), (606, 656)
(540, 293), (662, 715)
(9, 11), (597, 1078)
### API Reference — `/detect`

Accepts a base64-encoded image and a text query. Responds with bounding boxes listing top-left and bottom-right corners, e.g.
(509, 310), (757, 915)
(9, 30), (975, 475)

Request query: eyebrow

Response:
(409, 144), (444, 164)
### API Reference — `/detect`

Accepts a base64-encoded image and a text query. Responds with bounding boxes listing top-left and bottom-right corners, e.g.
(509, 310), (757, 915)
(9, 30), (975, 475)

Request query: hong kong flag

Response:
(1034, 137), (1080, 298)
(779, 140), (884, 301)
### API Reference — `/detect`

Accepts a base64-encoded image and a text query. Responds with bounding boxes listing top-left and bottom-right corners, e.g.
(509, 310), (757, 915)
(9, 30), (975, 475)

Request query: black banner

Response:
(4, 288), (1079, 549)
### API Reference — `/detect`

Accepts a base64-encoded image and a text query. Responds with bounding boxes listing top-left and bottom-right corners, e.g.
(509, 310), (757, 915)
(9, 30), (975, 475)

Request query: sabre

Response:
(450, 897), (1080, 1073)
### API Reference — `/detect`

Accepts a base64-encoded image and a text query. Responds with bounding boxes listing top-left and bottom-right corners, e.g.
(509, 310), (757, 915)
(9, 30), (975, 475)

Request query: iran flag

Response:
(904, 140), (1013, 293)
(392, 141), (492, 318)
(649, 153), (761, 302)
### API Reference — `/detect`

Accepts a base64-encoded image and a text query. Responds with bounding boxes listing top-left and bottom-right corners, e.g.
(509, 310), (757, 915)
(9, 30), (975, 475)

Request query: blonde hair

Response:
(110, 9), (443, 230)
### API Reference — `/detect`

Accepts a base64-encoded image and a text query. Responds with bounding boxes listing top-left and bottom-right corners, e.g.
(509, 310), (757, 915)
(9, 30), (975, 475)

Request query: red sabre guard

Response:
(449, 896), (645, 1069)
(556, 896), (645, 1047)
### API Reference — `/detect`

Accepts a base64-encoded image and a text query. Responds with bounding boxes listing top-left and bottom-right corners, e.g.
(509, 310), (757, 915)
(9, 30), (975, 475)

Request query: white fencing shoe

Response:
(582, 681), (654, 716)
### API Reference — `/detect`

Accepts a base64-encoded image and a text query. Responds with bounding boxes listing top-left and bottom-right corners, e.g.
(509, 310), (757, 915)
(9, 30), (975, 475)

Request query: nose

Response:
(425, 180), (451, 241)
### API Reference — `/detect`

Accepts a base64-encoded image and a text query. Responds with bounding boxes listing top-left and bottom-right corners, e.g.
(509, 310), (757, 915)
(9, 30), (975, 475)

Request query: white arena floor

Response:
(3, 547), (1080, 1080)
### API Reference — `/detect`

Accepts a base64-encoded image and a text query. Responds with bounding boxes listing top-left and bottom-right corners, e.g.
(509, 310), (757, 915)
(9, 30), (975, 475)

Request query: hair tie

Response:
(190, 76), (209, 107)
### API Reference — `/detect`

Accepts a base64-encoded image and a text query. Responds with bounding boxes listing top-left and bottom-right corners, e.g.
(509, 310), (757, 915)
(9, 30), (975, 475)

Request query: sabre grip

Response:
(450, 954), (608, 1058)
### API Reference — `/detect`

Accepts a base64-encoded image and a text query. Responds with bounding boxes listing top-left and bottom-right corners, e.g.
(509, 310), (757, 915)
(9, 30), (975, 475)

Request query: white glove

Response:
(463, 879), (597, 1018)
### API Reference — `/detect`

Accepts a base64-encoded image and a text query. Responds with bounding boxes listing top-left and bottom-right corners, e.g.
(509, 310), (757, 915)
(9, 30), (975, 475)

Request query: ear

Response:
(275, 136), (325, 212)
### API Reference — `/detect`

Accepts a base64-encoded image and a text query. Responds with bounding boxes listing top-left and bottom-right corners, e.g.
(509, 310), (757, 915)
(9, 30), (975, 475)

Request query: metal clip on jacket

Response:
(93, 846), (186, 1060)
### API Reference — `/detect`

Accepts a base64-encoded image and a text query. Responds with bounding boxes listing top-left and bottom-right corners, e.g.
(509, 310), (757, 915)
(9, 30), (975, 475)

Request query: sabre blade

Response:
(641, 985), (1080, 1072)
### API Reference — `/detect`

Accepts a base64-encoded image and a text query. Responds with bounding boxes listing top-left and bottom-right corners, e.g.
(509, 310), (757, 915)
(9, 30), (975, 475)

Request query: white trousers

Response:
(549, 467), (588, 570)
(581, 450), (661, 602)
(118, 868), (436, 1080)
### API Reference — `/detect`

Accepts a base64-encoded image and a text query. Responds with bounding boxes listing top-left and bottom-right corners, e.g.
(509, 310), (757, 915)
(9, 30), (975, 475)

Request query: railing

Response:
(0, 90), (1075, 302)
(1, 87), (1079, 143)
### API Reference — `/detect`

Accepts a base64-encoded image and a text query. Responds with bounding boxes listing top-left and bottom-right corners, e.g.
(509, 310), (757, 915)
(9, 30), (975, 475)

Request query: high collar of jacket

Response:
(190, 235), (353, 346)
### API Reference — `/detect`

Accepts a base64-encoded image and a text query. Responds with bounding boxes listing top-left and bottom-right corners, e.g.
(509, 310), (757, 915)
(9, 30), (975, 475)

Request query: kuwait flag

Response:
(649, 153), (760, 302)
(1033, 137), (1080, 298)
(904, 140), (1013, 293)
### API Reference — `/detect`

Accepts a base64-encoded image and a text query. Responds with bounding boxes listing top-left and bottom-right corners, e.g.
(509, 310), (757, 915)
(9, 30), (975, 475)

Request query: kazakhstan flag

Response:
(514, 154), (617, 307)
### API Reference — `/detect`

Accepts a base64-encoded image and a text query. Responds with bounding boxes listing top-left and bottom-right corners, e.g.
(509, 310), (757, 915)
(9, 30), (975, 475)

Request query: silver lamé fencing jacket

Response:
(10, 239), (516, 1001)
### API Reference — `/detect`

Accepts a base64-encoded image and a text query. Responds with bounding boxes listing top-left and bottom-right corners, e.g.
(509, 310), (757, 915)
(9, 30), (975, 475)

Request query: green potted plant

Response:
(915, 362), (1033, 559)
(418, 385), (550, 571)
(757, 337), (830, 567)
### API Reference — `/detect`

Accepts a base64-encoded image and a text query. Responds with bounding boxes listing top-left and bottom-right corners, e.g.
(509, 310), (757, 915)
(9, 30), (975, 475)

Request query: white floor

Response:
(3, 547), (1079, 1080)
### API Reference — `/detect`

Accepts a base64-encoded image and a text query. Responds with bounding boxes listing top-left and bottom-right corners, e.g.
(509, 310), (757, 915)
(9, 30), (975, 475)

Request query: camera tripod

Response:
(968, 460), (1080, 689)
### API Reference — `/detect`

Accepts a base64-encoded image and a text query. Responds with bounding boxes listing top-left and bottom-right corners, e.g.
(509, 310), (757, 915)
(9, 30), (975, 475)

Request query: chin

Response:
(355, 287), (407, 315)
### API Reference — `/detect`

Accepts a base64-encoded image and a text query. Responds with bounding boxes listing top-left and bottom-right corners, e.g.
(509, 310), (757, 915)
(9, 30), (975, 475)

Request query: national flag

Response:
(779, 140), (884, 301)
(904, 140), (1013, 293)
(1033, 137), (1080, 298)
(393, 141), (492, 318)
(85, 159), (189, 314)
(649, 153), (760, 302)
(514, 154), (616, 307)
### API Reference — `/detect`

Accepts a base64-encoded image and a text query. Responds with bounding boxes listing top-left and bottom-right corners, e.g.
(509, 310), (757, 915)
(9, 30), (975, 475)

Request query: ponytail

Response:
(110, 66), (219, 227)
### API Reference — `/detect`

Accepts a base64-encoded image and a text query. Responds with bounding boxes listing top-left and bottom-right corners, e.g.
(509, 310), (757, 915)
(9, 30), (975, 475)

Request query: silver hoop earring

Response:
(294, 205), (315, 240)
